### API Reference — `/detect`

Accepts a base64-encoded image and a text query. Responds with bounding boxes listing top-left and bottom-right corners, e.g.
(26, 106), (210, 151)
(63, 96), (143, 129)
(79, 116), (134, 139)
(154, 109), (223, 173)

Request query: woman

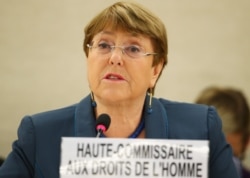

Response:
(196, 86), (250, 178)
(0, 2), (239, 178)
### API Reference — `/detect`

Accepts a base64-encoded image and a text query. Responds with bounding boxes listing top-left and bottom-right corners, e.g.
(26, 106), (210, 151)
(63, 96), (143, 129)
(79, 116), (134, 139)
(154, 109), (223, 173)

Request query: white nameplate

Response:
(60, 137), (209, 178)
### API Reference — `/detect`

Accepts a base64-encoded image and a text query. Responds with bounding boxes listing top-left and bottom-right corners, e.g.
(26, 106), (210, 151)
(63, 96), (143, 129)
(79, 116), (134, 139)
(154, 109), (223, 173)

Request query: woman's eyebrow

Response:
(99, 30), (115, 36)
(99, 30), (140, 38)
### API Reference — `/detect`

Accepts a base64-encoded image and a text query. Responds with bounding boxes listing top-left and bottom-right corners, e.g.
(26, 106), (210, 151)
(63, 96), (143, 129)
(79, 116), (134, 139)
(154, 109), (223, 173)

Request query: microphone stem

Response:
(96, 129), (103, 138)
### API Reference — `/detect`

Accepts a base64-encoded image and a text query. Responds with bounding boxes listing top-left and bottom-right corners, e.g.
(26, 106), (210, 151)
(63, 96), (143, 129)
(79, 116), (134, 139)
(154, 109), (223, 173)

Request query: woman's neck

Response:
(94, 96), (146, 138)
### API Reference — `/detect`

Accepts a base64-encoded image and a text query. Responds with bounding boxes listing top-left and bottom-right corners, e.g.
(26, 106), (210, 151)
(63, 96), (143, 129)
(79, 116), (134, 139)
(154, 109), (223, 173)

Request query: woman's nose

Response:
(108, 47), (124, 66)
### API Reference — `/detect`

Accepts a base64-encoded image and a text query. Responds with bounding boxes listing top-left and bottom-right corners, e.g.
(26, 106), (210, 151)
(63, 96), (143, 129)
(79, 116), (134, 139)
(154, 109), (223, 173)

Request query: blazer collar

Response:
(74, 94), (168, 139)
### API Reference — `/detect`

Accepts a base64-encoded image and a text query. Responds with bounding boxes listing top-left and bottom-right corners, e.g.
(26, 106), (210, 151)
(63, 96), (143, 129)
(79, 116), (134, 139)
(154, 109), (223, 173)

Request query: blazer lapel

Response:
(144, 96), (168, 139)
(74, 95), (96, 137)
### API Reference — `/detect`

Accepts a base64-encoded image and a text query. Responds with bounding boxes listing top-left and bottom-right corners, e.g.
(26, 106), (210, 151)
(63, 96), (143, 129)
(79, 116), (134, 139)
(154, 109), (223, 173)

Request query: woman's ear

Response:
(150, 60), (164, 87)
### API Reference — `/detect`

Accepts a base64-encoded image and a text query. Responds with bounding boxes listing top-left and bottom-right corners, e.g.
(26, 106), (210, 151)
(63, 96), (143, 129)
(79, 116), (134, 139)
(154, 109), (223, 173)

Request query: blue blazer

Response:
(0, 95), (239, 178)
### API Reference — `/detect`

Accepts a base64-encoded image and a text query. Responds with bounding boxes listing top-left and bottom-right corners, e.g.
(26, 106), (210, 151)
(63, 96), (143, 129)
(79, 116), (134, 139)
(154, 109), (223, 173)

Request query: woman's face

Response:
(87, 29), (163, 104)
(226, 132), (248, 158)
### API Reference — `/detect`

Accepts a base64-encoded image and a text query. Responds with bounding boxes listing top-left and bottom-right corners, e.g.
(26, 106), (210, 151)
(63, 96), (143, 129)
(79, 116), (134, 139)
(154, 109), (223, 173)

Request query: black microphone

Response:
(96, 113), (111, 138)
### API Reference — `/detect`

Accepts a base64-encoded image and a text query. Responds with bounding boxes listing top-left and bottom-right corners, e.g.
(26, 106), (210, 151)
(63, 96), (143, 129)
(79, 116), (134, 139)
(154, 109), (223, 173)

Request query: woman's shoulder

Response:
(155, 97), (221, 139)
(21, 103), (78, 129)
(157, 97), (212, 114)
(156, 97), (220, 123)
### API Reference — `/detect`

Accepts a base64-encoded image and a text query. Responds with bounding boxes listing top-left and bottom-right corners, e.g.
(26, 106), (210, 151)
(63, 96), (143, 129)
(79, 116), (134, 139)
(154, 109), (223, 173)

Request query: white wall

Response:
(1, 0), (250, 160)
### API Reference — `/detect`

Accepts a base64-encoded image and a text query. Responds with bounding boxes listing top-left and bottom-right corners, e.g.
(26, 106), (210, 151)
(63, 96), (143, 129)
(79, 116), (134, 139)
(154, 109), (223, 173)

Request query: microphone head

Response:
(95, 113), (111, 132)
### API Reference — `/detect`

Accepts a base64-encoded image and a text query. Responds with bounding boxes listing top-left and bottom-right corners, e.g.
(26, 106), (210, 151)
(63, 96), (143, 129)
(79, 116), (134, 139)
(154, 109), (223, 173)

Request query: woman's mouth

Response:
(104, 73), (124, 80)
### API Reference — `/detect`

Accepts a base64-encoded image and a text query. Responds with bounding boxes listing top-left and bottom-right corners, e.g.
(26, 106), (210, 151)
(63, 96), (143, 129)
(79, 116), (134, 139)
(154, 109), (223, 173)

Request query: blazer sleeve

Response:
(208, 106), (240, 178)
(0, 116), (36, 178)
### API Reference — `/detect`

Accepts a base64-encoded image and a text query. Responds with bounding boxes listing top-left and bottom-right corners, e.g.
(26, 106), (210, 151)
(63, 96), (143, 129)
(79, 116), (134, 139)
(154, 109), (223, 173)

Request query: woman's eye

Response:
(127, 46), (141, 53)
(98, 43), (110, 49)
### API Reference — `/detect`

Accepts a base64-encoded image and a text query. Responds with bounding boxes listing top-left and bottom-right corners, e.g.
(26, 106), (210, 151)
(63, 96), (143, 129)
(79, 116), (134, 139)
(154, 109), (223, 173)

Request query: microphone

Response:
(96, 113), (111, 138)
